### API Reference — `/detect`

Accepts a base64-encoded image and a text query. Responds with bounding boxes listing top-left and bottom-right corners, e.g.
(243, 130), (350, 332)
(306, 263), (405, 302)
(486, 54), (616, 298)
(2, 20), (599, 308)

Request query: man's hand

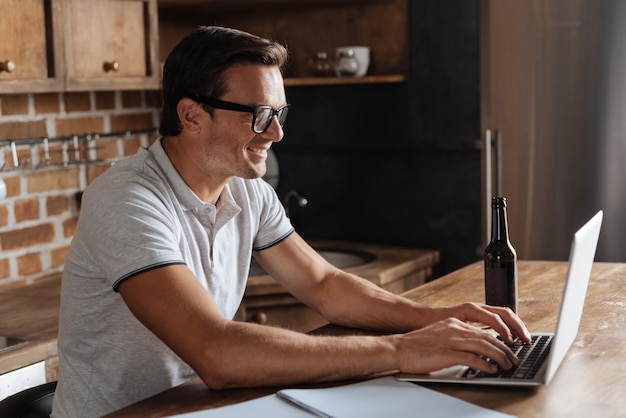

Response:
(426, 302), (532, 346)
(390, 317), (521, 375)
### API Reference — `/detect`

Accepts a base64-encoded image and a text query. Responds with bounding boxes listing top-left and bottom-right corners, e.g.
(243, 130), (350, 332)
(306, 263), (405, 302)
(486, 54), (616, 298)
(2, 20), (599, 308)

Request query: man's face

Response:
(201, 64), (287, 181)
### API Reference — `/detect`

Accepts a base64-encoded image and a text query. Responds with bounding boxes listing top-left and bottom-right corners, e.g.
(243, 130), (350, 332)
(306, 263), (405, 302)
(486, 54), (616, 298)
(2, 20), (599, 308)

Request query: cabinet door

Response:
(65, 0), (159, 91)
(0, 0), (64, 93)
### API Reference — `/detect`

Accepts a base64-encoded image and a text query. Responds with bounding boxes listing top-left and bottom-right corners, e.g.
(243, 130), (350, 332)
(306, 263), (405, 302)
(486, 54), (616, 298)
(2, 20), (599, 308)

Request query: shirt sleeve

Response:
(76, 169), (186, 290)
(245, 179), (294, 251)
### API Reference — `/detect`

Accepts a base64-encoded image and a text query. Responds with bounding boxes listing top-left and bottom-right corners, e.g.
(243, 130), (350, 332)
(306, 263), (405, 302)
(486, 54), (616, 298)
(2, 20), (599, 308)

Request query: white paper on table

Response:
(277, 376), (517, 418)
(165, 393), (315, 417)
(167, 376), (516, 418)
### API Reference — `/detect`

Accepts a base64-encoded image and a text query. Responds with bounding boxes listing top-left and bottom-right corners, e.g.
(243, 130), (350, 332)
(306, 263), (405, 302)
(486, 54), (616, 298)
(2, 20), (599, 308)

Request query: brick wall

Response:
(0, 90), (162, 288)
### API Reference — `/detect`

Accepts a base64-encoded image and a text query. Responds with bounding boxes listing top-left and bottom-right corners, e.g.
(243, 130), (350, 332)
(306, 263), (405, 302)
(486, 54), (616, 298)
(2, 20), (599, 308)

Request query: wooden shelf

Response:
(158, 0), (386, 12)
(284, 74), (405, 87)
(158, 0), (409, 82)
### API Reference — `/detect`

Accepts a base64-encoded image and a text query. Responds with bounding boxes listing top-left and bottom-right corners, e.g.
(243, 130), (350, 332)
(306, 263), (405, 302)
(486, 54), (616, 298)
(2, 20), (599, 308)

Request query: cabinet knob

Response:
(0, 60), (16, 73)
(248, 312), (268, 325)
(103, 61), (119, 73)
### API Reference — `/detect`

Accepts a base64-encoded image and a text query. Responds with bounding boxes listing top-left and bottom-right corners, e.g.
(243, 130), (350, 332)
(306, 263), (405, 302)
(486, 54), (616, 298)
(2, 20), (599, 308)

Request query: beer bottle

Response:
(484, 197), (518, 313)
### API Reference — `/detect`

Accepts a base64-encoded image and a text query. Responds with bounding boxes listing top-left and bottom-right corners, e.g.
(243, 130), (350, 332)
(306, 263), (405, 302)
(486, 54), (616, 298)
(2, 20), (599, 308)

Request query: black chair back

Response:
(0, 381), (57, 418)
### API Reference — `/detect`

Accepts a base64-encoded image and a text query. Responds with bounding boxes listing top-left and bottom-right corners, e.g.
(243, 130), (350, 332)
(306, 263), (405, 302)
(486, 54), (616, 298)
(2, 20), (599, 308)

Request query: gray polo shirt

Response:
(52, 138), (293, 417)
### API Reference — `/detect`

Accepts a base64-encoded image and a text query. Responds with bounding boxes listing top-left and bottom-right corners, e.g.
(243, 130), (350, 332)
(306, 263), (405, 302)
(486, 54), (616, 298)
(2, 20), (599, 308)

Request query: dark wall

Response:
(273, 1), (481, 276)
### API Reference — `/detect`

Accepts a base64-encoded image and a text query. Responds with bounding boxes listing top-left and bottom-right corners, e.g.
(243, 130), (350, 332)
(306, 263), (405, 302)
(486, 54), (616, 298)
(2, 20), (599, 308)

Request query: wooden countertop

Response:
(246, 240), (440, 296)
(105, 261), (626, 418)
(0, 274), (61, 375)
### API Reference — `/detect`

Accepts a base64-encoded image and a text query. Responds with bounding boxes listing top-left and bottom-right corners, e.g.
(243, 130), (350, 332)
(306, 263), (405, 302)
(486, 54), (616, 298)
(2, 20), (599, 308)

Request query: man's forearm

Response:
(193, 320), (398, 389)
(312, 270), (434, 333)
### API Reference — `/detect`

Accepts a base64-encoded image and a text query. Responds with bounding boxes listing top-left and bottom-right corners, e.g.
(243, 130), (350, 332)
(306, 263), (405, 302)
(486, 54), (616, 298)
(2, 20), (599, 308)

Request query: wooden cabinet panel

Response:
(0, 0), (47, 80)
(0, 0), (159, 93)
(0, 0), (64, 93)
(65, 0), (160, 91)
(67, 1), (146, 78)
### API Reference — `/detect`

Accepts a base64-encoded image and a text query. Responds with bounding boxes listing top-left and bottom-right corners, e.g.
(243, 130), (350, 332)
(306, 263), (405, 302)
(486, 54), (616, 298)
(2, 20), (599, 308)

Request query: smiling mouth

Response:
(247, 147), (268, 157)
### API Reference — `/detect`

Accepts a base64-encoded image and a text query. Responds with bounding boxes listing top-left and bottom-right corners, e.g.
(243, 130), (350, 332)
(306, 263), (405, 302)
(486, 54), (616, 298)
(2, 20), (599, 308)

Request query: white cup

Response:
(335, 46), (370, 77)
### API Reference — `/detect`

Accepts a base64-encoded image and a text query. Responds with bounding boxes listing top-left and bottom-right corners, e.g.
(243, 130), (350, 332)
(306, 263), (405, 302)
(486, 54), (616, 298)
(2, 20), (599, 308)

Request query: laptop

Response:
(396, 210), (603, 387)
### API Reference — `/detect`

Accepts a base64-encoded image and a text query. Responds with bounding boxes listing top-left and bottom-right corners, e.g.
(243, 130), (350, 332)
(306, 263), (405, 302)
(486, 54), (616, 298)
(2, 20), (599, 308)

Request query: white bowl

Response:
(335, 46), (370, 77)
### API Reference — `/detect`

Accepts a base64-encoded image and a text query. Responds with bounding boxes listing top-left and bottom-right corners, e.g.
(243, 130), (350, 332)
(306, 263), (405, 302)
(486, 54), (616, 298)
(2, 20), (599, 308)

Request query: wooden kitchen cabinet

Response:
(0, 0), (64, 93)
(0, 0), (159, 93)
(64, 0), (160, 91)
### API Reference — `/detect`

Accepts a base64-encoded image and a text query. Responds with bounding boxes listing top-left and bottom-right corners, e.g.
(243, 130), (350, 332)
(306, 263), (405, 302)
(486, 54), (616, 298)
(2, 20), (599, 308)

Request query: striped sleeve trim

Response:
(112, 261), (187, 292)
(253, 228), (295, 251)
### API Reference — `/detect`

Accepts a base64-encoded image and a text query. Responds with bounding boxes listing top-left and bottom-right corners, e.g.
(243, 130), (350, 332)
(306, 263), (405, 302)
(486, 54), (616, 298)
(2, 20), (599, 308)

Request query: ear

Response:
(177, 98), (203, 134)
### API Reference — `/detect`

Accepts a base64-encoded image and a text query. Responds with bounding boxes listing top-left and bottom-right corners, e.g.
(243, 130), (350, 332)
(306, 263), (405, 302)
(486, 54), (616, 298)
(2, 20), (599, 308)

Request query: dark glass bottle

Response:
(484, 197), (518, 313)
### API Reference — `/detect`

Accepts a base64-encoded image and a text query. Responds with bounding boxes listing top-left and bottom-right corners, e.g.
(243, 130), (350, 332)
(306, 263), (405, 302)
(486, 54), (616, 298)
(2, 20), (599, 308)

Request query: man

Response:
(52, 26), (530, 417)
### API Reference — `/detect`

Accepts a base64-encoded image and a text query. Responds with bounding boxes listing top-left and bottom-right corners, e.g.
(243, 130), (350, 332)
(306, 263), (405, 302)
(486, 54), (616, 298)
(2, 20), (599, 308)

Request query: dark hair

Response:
(159, 26), (289, 136)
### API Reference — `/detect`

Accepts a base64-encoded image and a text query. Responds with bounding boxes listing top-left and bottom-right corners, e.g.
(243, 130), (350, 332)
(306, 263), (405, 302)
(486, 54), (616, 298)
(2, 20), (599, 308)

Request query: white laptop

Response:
(396, 210), (603, 387)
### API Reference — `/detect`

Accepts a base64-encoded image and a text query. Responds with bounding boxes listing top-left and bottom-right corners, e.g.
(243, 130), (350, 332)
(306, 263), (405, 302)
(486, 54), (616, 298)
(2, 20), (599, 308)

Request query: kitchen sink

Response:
(0, 336), (27, 352)
(249, 248), (377, 276)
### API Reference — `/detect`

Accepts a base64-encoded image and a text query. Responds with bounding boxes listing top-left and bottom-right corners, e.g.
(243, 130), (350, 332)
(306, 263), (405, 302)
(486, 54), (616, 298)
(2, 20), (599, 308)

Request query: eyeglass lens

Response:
(254, 106), (289, 133)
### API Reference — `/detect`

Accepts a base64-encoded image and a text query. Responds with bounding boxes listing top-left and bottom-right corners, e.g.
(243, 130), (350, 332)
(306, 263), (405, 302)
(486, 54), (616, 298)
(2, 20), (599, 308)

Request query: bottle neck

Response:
(490, 200), (510, 242)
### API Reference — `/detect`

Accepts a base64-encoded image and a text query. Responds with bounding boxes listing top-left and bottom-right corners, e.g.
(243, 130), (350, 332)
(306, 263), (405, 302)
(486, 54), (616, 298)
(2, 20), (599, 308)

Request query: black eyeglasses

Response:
(191, 96), (290, 134)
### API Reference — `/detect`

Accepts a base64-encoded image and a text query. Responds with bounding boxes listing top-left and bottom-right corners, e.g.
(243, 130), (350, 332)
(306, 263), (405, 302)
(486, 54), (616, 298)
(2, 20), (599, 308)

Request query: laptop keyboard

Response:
(463, 335), (553, 380)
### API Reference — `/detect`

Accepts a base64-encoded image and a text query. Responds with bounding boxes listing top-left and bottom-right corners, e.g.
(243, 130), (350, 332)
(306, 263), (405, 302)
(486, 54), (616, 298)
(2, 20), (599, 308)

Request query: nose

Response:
(260, 115), (284, 142)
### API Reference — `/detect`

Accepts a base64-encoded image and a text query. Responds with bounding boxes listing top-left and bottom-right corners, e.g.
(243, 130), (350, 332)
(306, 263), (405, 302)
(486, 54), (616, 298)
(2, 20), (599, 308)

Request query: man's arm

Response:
(118, 237), (527, 390)
(253, 233), (530, 344)
(118, 264), (395, 389)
